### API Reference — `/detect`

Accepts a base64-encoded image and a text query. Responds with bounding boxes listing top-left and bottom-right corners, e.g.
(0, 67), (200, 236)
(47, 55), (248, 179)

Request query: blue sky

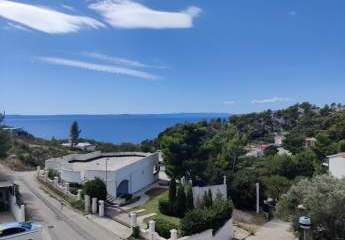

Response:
(1, 0), (345, 115)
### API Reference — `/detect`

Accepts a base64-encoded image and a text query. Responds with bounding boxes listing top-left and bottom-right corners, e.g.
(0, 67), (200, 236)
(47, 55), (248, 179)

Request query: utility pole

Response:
(256, 182), (260, 213)
(105, 158), (108, 193)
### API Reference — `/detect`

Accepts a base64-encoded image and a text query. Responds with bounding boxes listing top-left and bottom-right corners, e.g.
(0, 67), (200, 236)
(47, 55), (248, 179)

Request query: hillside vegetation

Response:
(158, 102), (345, 210)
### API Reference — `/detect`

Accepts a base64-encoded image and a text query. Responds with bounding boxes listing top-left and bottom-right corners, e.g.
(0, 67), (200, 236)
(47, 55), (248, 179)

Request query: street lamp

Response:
(299, 216), (311, 240)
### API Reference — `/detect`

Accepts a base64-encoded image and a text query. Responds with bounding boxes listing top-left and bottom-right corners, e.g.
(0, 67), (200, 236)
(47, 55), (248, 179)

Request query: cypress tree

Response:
(208, 189), (213, 207)
(168, 178), (177, 213)
(186, 185), (194, 210)
(70, 121), (81, 148)
(175, 184), (186, 217)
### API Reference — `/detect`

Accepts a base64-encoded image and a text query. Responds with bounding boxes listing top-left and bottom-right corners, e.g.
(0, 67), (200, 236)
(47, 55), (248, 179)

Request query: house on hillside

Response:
(45, 151), (160, 198)
(305, 137), (317, 148)
(61, 142), (96, 151)
(326, 153), (345, 179)
(245, 144), (271, 158)
(274, 133), (286, 146)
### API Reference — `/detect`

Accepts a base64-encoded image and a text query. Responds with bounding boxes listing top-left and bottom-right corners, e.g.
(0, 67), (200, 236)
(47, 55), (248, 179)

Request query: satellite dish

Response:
(299, 216), (311, 229)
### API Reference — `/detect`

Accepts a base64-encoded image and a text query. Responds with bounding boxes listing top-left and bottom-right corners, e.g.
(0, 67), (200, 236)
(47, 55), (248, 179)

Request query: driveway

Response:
(6, 169), (124, 240)
(246, 219), (296, 240)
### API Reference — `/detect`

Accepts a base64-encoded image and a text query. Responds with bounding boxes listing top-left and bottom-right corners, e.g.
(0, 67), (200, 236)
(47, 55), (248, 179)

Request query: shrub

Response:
(181, 199), (233, 235)
(154, 217), (180, 239)
(70, 200), (84, 211)
(48, 169), (59, 180)
(83, 178), (107, 200)
(158, 197), (171, 215)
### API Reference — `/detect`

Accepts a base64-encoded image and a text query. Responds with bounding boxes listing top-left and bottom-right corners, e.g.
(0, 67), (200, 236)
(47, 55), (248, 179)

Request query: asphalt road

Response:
(12, 171), (123, 240)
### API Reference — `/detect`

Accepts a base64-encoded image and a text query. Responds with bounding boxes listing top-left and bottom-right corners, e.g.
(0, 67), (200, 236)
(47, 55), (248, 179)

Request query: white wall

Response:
(213, 218), (233, 240)
(192, 184), (227, 207)
(115, 153), (159, 194)
(329, 157), (345, 179)
(45, 159), (62, 172)
(61, 168), (82, 184)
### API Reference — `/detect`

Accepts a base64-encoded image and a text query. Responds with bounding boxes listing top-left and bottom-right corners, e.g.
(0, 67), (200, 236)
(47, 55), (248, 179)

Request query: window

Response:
(0, 227), (26, 237)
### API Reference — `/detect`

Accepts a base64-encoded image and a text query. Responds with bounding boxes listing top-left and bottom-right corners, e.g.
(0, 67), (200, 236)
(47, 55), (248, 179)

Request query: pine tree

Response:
(0, 113), (10, 159)
(70, 121), (81, 148)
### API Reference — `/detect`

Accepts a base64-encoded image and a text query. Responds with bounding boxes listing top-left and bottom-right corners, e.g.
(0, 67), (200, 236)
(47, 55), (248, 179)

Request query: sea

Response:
(4, 114), (230, 144)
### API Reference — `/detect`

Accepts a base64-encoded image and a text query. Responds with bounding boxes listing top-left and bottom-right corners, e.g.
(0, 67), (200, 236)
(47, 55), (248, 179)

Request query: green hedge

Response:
(158, 197), (171, 215)
(154, 217), (180, 239)
(181, 200), (233, 235)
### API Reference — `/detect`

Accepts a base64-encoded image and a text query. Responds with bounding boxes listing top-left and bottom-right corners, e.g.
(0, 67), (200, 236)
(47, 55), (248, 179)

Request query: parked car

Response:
(0, 222), (42, 240)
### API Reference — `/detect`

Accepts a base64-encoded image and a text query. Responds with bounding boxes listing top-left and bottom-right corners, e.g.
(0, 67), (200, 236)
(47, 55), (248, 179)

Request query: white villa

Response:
(61, 142), (96, 151)
(326, 153), (345, 179)
(45, 151), (160, 198)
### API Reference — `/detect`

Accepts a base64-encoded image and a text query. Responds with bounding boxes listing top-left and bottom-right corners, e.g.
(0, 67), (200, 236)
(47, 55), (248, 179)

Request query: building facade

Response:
(45, 151), (160, 198)
(327, 153), (345, 179)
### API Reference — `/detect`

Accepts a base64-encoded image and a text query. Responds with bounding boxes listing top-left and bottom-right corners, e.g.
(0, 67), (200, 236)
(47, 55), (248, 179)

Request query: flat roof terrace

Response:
(68, 155), (148, 172)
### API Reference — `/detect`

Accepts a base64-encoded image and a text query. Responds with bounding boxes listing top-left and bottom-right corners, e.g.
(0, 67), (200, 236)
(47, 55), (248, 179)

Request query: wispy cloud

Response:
(288, 10), (297, 16)
(37, 57), (159, 80)
(89, 0), (201, 29)
(224, 100), (236, 105)
(83, 52), (167, 69)
(61, 4), (75, 11)
(251, 97), (293, 104)
(6, 22), (31, 32)
(0, 0), (105, 34)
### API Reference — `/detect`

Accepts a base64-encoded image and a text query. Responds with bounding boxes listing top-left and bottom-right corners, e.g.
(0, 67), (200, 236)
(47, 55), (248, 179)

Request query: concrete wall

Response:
(45, 159), (63, 172)
(9, 194), (25, 222)
(61, 168), (82, 184)
(192, 184), (227, 207)
(115, 153), (159, 195)
(329, 157), (345, 179)
(85, 170), (117, 196)
(213, 218), (233, 240)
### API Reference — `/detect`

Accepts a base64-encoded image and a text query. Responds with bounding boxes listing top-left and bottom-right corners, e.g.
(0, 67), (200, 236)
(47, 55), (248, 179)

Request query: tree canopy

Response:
(0, 113), (10, 159)
(277, 175), (345, 240)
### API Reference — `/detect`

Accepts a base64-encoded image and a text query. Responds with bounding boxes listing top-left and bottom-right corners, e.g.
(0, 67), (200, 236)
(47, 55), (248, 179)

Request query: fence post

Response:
(92, 197), (98, 214)
(98, 200), (104, 217)
(77, 189), (83, 201)
(84, 195), (90, 213)
(53, 176), (59, 187)
(19, 205), (25, 222)
(149, 220), (156, 240)
(65, 182), (70, 193)
(170, 229), (177, 240)
(130, 212), (137, 227)
(44, 170), (48, 182)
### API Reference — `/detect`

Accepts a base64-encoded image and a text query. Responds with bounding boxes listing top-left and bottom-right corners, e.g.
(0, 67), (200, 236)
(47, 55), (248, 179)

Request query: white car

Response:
(0, 222), (42, 240)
